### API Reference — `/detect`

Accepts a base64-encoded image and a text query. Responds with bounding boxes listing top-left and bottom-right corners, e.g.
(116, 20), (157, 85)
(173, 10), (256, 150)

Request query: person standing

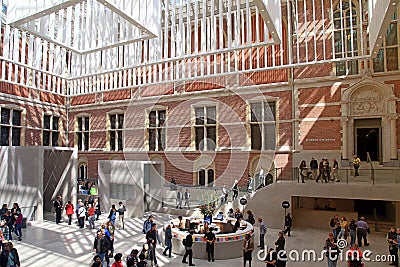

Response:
(176, 188), (183, 209)
(94, 198), (101, 221)
(117, 202), (126, 230)
(316, 159), (326, 183)
(65, 201), (74, 225)
(310, 158), (318, 180)
(13, 212), (23, 241)
(143, 215), (154, 234)
(184, 189), (190, 209)
(0, 242), (20, 267)
(126, 249), (139, 267)
(246, 210), (255, 225)
(221, 185), (228, 205)
(242, 233), (254, 267)
(324, 232), (339, 267)
(111, 253), (124, 267)
(356, 217), (369, 247)
(299, 160), (307, 183)
(332, 158), (340, 182)
(87, 204), (96, 229)
(258, 218), (267, 249)
(205, 227), (216, 262)
(330, 215), (340, 240)
(283, 213), (292, 237)
(353, 155), (361, 177)
(231, 179), (239, 201)
(265, 248), (277, 267)
(387, 226), (398, 267)
(349, 219), (357, 246)
(163, 224), (173, 258)
(108, 204), (117, 225)
(146, 223), (161, 267)
(53, 196), (63, 224)
(77, 201), (86, 228)
(182, 229), (195, 266)
(0, 204), (8, 220)
(93, 230), (110, 266)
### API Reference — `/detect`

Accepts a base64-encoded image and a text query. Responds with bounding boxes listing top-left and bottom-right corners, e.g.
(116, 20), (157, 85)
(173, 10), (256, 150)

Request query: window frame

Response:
(76, 115), (90, 151)
(108, 112), (124, 151)
(197, 168), (215, 187)
(249, 100), (277, 151)
(193, 105), (217, 151)
(147, 109), (166, 151)
(0, 106), (23, 147)
(42, 113), (61, 147)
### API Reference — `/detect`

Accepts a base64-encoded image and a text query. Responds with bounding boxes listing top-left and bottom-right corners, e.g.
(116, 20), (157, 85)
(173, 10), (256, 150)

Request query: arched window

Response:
(333, 1), (359, 76)
(198, 168), (214, 187)
(78, 163), (87, 181)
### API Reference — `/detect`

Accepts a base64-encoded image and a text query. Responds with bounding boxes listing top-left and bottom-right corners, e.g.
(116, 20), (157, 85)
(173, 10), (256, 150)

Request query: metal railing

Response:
(366, 152), (375, 185)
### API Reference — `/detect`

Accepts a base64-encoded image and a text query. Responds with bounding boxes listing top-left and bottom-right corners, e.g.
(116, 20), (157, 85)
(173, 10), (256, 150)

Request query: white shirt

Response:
(78, 206), (86, 218)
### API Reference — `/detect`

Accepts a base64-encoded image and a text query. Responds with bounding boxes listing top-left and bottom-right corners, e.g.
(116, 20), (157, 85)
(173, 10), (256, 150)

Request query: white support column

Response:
(390, 114), (398, 160)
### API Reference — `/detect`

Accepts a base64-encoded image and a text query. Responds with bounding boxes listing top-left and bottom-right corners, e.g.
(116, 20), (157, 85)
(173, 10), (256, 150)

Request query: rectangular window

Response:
(76, 116), (89, 151)
(194, 106), (217, 151)
(250, 102), (276, 150)
(43, 114), (60, 146)
(0, 108), (22, 146)
(147, 110), (166, 151)
(109, 113), (124, 151)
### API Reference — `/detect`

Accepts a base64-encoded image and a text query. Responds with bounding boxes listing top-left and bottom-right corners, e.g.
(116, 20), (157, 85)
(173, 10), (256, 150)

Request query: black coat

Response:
(0, 248), (20, 267)
(185, 234), (193, 248)
(93, 237), (110, 253)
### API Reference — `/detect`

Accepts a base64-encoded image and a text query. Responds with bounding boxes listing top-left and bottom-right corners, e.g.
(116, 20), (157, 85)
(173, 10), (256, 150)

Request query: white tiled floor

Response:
(11, 213), (395, 267)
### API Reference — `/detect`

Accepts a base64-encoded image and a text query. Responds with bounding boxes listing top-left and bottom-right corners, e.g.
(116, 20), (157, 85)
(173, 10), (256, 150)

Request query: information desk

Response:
(165, 217), (254, 260)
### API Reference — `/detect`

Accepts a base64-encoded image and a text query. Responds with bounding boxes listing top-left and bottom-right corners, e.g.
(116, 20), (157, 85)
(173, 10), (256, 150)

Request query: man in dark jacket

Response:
(310, 158), (318, 180)
(146, 223), (161, 267)
(283, 213), (292, 237)
(93, 231), (110, 266)
(0, 242), (20, 267)
(182, 230), (195, 266)
(53, 196), (63, 224)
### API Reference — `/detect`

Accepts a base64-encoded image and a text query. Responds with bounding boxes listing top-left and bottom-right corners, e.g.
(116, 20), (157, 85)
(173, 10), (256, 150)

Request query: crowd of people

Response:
(0, 203), (22, 267)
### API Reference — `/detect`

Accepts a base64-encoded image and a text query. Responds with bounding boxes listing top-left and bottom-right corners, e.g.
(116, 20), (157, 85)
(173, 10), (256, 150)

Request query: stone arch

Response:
(341, 78), (398, 165)
(193, 155), (215, 186)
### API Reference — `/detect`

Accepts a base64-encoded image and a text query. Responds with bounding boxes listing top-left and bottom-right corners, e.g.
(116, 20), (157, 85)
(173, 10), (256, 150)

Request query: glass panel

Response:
(158, 128), (165, 151)
(0, 126), (9, 146)
(52, 117), (59, 131)
(110, 131), (116, 151)
(207, 106), (216, 124)
(12, 128), (20, 146)
(387, 47), (399, 71)
(251, 124), (261, 150)
(149, 111), (156, 127)
(206, 126), (216, 150)
(84, 132), (89, 150)
(79, 165), (85, 180)
(195, 126), (204, 150)
(386, 23), (398, 46)
(264, 124), (276, 150)
(110, 114), (116, 129)
(77, 133), (82, 150)
(264, 102), (276, 121)
(148, 129), (156, 151)
(78, 117), (82, 131)
(1, 109), (10, 125)
(348, 60), (359, 75)
(195, 107), (204, 125)
(43, 130), (50, 146)
(118, 130), (123, 151)
(251, 103), (262, 122)
(52, 132), (59, 146)
(198, 170), (205, 186)
(43, 115), (51, 130)
(158, 111), (166, 127)
(373, 49), (385, 72)
(84, 117), (89, 131)
(12, 110), (21, 126)
(118, 114), (124, 129)
(207, 169), (214, 186)
(336, 62), (346, 76)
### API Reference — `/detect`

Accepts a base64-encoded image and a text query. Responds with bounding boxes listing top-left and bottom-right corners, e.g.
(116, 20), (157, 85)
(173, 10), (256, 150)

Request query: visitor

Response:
(234, 208), (243, 220)
(353, 155), (361, 177)
(310, 158), (318, 180)
(78, 201), (86, 228)
(137, 253), (148, 267)
(176, 188), (183, 209)
(88, 204), (96, 229)
(329, 215), (340, 240)
(13, 212), (23, 241)
(108, 204), (117, 225)
(299, 160), (307, 183)
(245, 210), (255, 225)
(347, 243), (363, 267)
(386, 226), (398, 266)
(257, 218), (267, 249)
(93, 230), (110, 266)
(0, 242), (20, 267)
(65, 200), (74, 225)
(117, 202), (126, 230)
(90, 255), (103, 267)
(265, 247), (277, 267)
(231, 179), (239, 201)
(94, 198), (101, 221)
(146, 223), (161, 267)
(0, 221), (9, 248)
(337, 217), (348, 240)
(163, 224), (173, 258)
(170, 177), (177, 191)
(349, 219), (357, 246)
(332, 158), (340, 182)
(316, 159), (327, 183)
(111, 253), (123, 267)
(205, 227), (216, 262)
(324, 232), (339, 267)
(222, 185), (228, 204)
(182, 229), (195, 266)
(53, 196), (63, 224)
(126, 249), (139, 267)
(233, 217), (242, 232)
(356, 217), (369, 247)
(142, 215), (154, 234)
(283, 213), (292, 237)
(227, 208), (234, 218)
(184, 189), (190, 209)
(0, 205), (7, 220)
(242, 233), (254, 267)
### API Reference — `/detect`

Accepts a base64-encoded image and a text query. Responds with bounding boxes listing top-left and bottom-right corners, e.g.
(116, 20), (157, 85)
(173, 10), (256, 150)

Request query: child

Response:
(111, 253), (123, 267)
(137, 253), (148, 267)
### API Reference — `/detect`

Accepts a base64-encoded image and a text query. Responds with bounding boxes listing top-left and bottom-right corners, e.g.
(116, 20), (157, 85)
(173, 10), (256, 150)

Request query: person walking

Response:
(184, 189), (190, 209)
(387, 226), (399, 267)
(0, 242), (20, 267)
(53, 195), (63, 224)
(182, 229), (195, 266)
(163, 224), (173, 258)
(310, 158), (318, 180)
(283, 213), (292, 237)
(299, 160), (307, 183)
(349, 219), (357, 246)
(332, 158), (340, 182)
(87, 204), (96, 229)
(356, 217), (369, 247)
(142, 215), (154, 234)
(258, 218), (267, 249)
(146, 223), (161, 267)
(108, 204), (117, 225)
(13, 212), (23, 241)
(65, 200), (74, 225)
(242, 233), (254, 267)
(353, 155), (361, 177)
(231, 180), (239, 201)
(77, 201), (86, 228)
(117, 202), (126, 230)
(176, 188), (183, 209)
(205, 227), (216, 262)
(324, 232), (339, 267)
(93, 230), (110, 266)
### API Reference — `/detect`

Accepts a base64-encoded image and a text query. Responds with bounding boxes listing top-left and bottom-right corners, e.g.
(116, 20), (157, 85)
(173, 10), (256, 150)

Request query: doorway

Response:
(354, 119), (382, 163)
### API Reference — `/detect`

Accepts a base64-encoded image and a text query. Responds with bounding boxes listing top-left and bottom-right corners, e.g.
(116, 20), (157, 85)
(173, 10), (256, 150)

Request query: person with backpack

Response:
(182, 230), (195, 266)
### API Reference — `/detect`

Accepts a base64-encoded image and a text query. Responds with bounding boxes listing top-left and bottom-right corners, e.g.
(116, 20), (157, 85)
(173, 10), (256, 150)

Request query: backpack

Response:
(182, 238), (187, 246)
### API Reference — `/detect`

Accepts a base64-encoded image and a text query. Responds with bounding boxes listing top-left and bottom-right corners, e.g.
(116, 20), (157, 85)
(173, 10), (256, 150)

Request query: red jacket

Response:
(111, 262), (124, 267)
(65, 203), (74, 215)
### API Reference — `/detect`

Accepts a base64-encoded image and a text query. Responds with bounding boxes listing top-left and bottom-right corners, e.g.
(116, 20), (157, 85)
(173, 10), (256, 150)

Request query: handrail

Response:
(366, 152), (375, 185)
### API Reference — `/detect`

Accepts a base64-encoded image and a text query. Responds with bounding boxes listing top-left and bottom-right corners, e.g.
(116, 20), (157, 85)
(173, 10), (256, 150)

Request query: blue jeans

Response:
(14, 223), (22, 238)
(350, 230), (356, 246)
(328, 258), (337, 267)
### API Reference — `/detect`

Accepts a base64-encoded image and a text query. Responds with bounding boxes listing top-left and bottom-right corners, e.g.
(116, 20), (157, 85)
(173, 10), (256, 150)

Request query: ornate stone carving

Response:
(350, 87), (383, 115)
